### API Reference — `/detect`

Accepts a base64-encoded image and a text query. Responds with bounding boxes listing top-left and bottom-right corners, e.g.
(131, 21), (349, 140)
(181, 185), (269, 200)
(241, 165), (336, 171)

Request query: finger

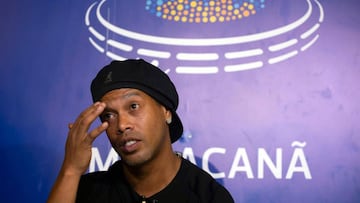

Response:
(72, 102), (106, 135)
(73, 102), (102, 127)
(85, 122), (109, 144)
(68, 102), (104, 144)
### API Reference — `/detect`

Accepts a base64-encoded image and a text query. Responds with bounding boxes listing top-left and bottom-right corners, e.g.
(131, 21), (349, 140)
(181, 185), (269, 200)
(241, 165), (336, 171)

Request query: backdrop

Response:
(1, 0), (359, 202)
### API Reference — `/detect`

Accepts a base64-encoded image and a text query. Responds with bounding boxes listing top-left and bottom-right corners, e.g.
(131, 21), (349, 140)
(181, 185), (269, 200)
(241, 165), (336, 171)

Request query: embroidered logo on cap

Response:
(104, 71), (113, 84)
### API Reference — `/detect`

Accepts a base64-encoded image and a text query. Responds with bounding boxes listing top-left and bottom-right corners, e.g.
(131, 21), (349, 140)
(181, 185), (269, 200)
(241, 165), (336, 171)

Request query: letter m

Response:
(89, 147), (119, 172)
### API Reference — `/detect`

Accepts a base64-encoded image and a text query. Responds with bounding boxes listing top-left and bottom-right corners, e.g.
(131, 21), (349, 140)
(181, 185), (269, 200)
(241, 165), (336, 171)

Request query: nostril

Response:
(117, 129), (123, 135)
(117, 127), (131, 136)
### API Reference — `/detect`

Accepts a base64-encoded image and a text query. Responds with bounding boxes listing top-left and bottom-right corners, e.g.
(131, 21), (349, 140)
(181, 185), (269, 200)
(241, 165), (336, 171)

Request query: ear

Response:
(164, 108), (172, 124)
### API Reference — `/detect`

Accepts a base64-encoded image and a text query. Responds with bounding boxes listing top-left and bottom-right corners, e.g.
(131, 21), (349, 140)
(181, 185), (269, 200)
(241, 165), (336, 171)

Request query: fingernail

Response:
(102, 122), (108, 127)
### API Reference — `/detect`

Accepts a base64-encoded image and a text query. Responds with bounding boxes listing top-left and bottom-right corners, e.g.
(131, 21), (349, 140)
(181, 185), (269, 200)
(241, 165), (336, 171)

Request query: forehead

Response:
(100, 88), (155, 103)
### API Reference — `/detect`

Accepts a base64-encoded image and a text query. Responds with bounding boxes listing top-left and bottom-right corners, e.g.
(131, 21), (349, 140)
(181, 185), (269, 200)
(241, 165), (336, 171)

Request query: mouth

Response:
(124, 140), (137, 147)
(120, 139), (141, 153)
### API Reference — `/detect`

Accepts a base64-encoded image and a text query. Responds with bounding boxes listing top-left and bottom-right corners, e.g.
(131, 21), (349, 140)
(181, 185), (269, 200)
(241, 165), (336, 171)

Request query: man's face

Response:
(100, 88), (171, 167)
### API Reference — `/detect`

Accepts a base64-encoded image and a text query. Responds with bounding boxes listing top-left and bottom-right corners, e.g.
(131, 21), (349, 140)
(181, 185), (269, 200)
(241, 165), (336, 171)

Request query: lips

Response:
(125, 140), (137, 147)
(120, 138), (141, 153)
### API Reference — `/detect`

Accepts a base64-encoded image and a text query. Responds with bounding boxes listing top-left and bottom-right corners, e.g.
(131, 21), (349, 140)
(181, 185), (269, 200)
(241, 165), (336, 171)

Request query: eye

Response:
(101, 112), (116, 121)
(130, 103), (139, 110)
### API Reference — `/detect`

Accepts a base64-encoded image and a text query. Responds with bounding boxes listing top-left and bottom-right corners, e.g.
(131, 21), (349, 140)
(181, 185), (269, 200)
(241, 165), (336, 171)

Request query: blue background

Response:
(0, 0), (359, 202)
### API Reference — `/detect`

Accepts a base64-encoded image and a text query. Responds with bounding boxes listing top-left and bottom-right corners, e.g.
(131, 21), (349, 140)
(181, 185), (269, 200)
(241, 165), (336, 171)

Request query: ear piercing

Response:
(166, 117), (172, 124)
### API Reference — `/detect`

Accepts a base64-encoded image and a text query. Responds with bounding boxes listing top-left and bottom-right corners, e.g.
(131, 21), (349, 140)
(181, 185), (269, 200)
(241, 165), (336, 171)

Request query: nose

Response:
(116, 114), (133, 135)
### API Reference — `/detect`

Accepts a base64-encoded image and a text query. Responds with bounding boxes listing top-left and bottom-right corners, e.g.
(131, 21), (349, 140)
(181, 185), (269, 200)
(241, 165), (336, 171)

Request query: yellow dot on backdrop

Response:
(202, 11), (208, 17)
(243, 10), (250, 17)
(177, 4), (184, 11)
(210, 16), (217, 23)
(244, 2), (248, 6)
(157, 6), (161, 11)
(209, 1), (215, 6)
(170, 10), (176, 15)
(174, 15), (180, 21)
(184, 10), (189, 15)
(162, 14), (167, 19)
(248, 4), (254, 10)
(202, 17), (208, 23)
(219, 16), (225, 22)
(221, 10), (226, 15)
(215, 6), (221, 12)
(227, 5), (233, 11)
(221, 0), (226, 3)
(197, 6), (202, 12)
(233, 9), (239, 15)
(195, 17), (201, 23)
(190, 1), (197, 7)
(178, 0), (183, 3)
(182, 16), (187, 22)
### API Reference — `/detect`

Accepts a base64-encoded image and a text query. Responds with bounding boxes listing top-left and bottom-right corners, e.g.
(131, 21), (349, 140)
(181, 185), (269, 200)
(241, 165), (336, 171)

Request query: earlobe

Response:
(165, 109), (172, 124)
(166, 116), (172, 124)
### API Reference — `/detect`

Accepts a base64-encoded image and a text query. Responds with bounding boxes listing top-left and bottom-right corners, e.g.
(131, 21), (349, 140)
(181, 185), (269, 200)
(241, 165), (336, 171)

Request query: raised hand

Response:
(62, 102), (109, 176)
(47, 102), (108, 203)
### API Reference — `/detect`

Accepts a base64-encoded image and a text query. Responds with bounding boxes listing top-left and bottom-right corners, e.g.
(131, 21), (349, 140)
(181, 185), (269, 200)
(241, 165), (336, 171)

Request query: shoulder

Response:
(178, 158), (235, 203)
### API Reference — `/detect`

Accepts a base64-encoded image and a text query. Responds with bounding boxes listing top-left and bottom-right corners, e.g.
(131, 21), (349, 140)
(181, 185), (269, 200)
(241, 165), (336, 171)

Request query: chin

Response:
(121, 153), (152, 167)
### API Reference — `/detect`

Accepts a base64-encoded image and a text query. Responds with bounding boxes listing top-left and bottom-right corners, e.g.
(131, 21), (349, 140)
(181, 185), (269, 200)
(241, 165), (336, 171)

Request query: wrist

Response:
(60, 164), (85, 178)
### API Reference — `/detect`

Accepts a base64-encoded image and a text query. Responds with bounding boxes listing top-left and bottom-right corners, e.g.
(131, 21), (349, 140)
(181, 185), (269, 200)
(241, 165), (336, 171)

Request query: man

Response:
(47, 59), (234, 203)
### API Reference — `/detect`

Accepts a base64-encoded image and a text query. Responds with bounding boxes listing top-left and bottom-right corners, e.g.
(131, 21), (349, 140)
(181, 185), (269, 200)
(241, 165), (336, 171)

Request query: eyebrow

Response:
(101, 89), (144, 111)
(121, 90), (142, 99)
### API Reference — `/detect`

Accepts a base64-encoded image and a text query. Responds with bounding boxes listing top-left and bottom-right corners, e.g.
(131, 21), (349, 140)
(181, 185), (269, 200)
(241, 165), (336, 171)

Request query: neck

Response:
(123, 152), (181, 198)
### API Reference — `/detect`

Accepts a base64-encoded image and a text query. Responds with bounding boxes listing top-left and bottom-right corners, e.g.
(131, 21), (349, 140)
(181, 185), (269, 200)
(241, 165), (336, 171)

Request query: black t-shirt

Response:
(76, 158), (234, 203)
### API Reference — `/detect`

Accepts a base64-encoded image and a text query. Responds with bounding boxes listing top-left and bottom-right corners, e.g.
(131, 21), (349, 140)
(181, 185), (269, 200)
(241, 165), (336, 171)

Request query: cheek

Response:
(105, 124), (118, 139)
(146, 114), (168, 136)
(105, 118), (118, 130)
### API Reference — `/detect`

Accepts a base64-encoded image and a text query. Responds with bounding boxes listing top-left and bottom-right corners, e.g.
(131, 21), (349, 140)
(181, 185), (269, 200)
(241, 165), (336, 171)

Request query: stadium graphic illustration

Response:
(85, 0), (324, 74)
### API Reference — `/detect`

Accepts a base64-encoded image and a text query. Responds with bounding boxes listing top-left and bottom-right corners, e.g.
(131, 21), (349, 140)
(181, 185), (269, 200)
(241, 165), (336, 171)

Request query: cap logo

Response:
(104, 71), (113, 84)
